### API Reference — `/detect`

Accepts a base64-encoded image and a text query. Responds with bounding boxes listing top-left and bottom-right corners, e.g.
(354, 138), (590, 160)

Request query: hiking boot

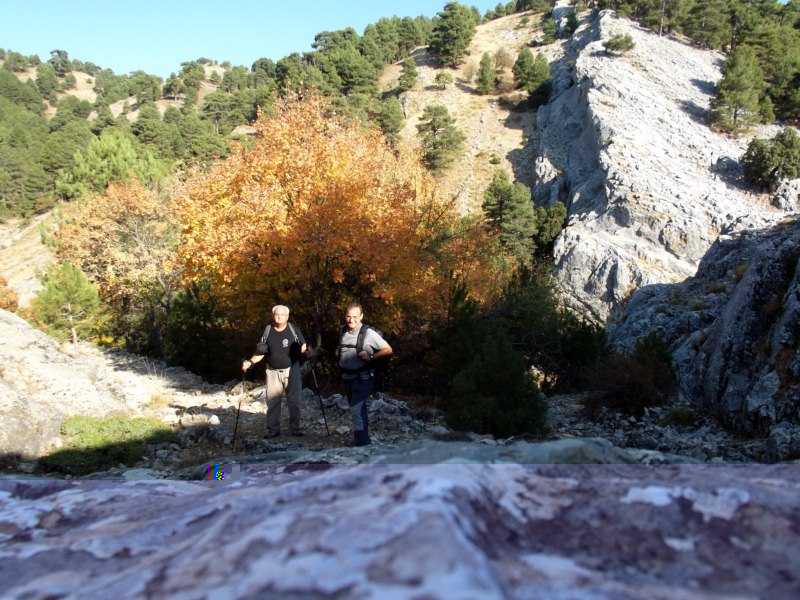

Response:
(264, 431), (281, 439)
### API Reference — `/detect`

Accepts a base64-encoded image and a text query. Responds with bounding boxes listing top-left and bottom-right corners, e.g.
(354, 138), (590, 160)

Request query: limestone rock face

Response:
(0, 310), (134, 458)
(773, 179), (800, 212)
(0, 309), (221, 459)
(534, 11), (790, 323)
(1, 462), (798, 599)
(610, 218), (800, 452)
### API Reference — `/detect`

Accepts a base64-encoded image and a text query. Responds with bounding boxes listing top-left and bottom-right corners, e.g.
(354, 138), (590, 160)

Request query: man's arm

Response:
(242, 354), (265, 371)
(359, 330), (392, 362)
(365, 343), (392, 362)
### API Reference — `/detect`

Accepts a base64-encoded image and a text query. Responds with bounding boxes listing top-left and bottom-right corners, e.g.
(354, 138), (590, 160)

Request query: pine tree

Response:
(477, 52), (497, 94)
(683, 0), (731, 50)
(482, 170), (538, 263)
(377, 97), (405, 146)
(514, 49), (551, 104)
(513, 47), (535, 87)
(429, 2), (478, 67)
(398, 58), (418, 90)
(55, 129), (168, 200)
(528, 51), (551, 103)
(416, 104), (467, 173)
(482, 170), (567, 263)
(28, 262), (100, 344)
(709, 45), (766, 132)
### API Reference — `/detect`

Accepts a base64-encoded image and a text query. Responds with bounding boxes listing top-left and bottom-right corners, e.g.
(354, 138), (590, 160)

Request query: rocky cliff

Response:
(533, 9), (796, 324)
(610, 217), (800, 455)
(536, 11), (800, 449)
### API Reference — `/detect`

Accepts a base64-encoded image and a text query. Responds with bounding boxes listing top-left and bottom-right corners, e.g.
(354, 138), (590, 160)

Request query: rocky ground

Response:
(2, 458), (798, 599)
(0, 293), (781, 483)
(20, 374), (774, 481)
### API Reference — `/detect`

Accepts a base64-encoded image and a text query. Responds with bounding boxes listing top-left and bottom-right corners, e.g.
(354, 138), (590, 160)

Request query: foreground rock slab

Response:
(2, 463), (798, 599)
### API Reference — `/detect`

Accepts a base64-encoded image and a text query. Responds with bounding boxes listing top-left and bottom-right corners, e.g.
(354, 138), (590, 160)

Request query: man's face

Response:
(273, 308), (289, 326)
(345, 309), (363, 332)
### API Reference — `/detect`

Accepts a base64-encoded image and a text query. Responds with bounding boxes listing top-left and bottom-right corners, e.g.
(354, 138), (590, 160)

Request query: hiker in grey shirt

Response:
(337, 302), (392, 446)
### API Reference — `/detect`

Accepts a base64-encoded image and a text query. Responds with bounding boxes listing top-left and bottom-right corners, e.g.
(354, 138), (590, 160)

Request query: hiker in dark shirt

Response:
(243, 305), (307, 438)
(337, 302), (392, 446)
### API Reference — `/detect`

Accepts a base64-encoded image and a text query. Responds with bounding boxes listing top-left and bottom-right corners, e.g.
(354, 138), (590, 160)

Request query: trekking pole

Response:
(310, 365), (330, 436)
(232, 366), (246, 449)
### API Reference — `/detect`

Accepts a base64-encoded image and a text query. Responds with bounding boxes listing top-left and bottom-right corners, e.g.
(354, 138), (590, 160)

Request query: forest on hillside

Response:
(1, 0), (798, 219)
(1, 0), (799, 438)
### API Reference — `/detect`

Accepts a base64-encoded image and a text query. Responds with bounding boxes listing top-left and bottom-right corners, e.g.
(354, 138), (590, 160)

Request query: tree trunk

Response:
(149, 306), (166, 359)
(67, 302), (78, 344)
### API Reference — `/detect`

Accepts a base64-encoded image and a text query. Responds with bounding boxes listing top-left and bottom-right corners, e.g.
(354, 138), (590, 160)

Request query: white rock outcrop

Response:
(534, 11), (789, 323)
(0, 309), (221, 458)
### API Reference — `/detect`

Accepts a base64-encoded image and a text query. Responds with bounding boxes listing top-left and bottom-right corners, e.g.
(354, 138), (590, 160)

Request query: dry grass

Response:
(382, 11), (546, 214)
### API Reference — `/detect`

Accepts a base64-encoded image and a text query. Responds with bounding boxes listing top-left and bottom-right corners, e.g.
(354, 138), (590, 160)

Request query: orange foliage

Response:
(176, 95), (501, 333)
(56, 180), (179, 308)
(0, 274), (19, 312)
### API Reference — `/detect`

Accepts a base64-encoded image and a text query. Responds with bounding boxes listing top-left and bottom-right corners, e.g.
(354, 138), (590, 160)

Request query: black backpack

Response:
(339, 323), (390, 390)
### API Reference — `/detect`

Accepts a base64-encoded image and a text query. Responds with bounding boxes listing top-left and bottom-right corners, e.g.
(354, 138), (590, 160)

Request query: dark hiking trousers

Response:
(342, 373), (373, 446)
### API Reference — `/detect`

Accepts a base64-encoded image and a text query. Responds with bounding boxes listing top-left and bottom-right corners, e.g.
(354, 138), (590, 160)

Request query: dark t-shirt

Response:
(262, 325), (305, 369)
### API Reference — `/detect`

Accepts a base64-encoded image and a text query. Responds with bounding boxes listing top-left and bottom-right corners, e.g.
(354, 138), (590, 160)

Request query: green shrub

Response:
(496, 265), (607, 391)
(541, 19), (558, 44)
(165, 279), (233, 381)
(742, 128), (800, 190)
(434, 71), (454, 89)
(427, 282), (547, 437)
(582, 331), (676, 419)
(36, 415), (174, 475)
(443, 325), (547, 438)
(603, 34), (635, 54)
(527, 0), (551, 13)
(564, 11), (579, 37)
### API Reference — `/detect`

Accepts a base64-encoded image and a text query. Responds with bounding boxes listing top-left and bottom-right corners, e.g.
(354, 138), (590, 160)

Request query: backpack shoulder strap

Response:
(356, 324), (371, 353)
(261, 325), (272, 341)
(287, 322), (299, 342)
(340, 323), (370, 350)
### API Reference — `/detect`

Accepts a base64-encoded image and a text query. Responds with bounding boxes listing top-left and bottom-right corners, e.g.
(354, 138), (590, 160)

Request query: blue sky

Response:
(1, 0), (503, 78)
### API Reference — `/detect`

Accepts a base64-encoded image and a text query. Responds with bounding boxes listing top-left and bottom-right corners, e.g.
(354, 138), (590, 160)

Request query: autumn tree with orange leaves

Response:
(56, 180), (180, 356)
(176, 94), (500, 350)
